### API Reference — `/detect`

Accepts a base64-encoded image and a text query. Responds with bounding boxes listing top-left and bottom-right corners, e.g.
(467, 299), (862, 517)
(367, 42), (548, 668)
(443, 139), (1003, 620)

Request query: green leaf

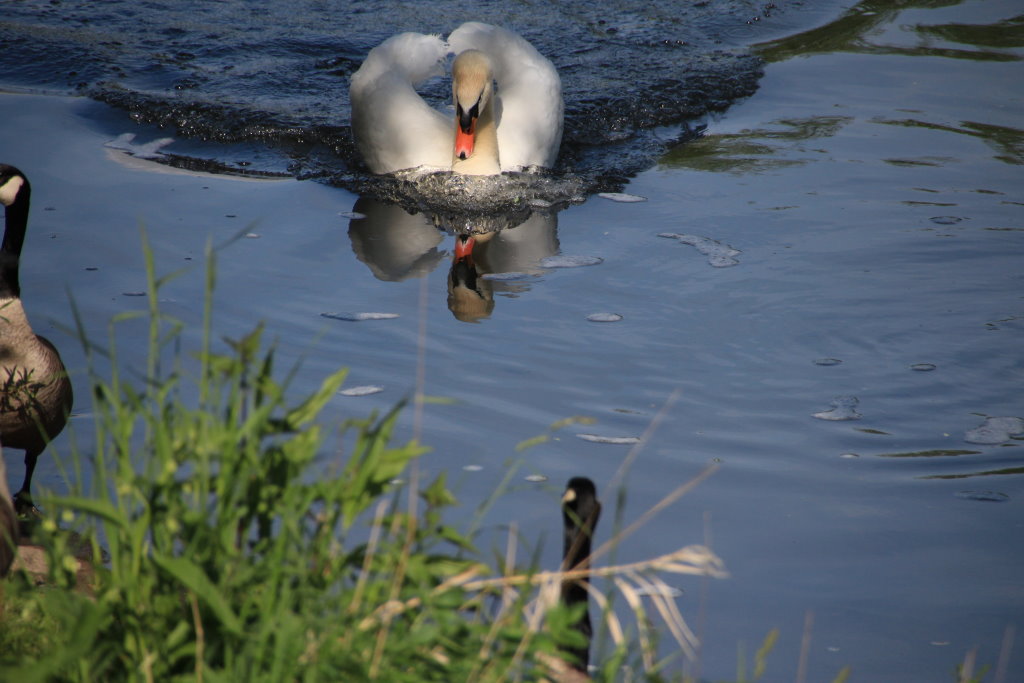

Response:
(421, 473), (457, 507)
(753, 627), (779, 680)
(419, 394), (459, 405)
(151, 553), (244, 636)
(339, 402), (428, 528)
(515, 434), (549, 452)
(284, 367), (349, 428)
(549, 415), (596, 430)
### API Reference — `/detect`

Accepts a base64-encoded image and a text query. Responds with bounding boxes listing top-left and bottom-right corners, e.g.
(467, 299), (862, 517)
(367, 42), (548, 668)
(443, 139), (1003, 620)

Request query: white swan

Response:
(350, 22), (563, 175)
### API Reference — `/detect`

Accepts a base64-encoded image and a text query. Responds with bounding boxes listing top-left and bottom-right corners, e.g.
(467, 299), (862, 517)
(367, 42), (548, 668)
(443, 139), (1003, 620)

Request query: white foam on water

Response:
(482, 272), (535, 281)
(540, 255), (604, 268)
(338, 385), (384, 396)
(659, 232), (741, 267)
(576, 433), (641, 444)
(321, 312), (400, 321)
(587, 312), (623, 322)
(964, 416), (1024, 445)
(812, 395), (862, 421)
(598, 192), (647, 203)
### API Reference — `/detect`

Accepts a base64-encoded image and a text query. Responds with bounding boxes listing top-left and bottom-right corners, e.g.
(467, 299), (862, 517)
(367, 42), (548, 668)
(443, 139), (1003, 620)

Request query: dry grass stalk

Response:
(994, 623), (1015, 683)
(348, 498), (390, 617)
(590, 464), (718, 567)
(958, 646), (977, 683)
(614, 576), (655, 670)
(627, 570), (698, 660)
(606, 388), (682, 492)
(795, 609), (814, 683)
(584, 582), (624, 646)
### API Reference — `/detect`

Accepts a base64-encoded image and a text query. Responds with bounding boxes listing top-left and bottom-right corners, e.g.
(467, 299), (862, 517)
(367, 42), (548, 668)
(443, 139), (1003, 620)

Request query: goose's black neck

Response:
(562, 477), (600, 568)
(0, 171), (29, 300)
(561, 477), (601, 671)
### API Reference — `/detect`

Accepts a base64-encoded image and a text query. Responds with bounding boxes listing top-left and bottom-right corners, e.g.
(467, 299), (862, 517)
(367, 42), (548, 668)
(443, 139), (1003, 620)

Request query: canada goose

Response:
(561, 476), (602, 672)
(350, 22), (563, 175)
(1, 164), (73, 515)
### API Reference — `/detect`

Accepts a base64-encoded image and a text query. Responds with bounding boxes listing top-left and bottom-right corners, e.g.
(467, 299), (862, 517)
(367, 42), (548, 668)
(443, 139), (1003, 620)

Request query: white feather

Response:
(349, 23), (563, 175)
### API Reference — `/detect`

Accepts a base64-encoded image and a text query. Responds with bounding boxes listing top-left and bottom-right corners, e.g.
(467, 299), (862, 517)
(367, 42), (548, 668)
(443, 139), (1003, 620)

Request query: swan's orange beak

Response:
(455, 234), (475, 260)
(455, 118), (476, 160)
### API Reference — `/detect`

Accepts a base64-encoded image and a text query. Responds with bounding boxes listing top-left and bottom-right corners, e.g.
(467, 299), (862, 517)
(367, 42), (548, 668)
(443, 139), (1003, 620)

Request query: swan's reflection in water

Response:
(347, 196), (560, 322)
(347, 198), (446, 282)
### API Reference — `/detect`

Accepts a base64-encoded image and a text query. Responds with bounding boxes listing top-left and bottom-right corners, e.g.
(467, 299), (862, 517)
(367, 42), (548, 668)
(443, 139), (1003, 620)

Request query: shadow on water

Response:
(347, 196), (560, 322)
(871, 118), (1024, 166)
(664, 0), (1024, 172)
(659, 115), (855, 173)
(757, 0), (1024, 63)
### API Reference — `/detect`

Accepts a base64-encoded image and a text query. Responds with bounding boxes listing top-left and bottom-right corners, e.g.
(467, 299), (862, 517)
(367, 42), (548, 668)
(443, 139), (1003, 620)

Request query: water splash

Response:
(598, 192), (647, 203)
(964, 416), (1024, 445)
(659, 232), (742, 267)
(0, 0), (776, 211)
(540, 255), (604, 269)
(812, 395), (862, 421)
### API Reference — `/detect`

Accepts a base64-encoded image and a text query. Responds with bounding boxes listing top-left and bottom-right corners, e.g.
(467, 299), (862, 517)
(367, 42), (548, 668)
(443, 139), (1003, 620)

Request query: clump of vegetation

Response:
(0, 238), (726, 682)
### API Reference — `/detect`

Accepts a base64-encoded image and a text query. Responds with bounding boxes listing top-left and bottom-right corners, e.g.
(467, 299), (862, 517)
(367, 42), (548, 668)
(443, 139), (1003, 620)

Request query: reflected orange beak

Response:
(455, 118), (476, 160)
(455, 234), (475, 260)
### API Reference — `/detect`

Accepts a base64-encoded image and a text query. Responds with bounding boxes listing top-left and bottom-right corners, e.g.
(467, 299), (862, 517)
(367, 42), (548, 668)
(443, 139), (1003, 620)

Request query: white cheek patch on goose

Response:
(0, 175), (25, 207)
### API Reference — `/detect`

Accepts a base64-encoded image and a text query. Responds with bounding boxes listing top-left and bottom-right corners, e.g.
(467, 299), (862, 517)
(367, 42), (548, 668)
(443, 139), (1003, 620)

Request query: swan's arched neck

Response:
(450, 49), (501, 176)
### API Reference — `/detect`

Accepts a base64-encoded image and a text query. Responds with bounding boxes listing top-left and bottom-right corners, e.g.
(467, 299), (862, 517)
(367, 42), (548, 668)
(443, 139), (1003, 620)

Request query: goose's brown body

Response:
(1, 164), (73, 517)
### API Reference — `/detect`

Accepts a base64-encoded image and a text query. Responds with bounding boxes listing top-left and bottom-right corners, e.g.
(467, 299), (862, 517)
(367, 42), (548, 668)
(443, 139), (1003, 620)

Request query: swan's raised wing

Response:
(350, 33), (453, 174)
(448, 23), (563, 171)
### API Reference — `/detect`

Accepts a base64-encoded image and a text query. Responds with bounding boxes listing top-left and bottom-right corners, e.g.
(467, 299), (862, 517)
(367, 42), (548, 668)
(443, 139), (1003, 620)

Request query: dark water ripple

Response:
(0, 0), (822, 208)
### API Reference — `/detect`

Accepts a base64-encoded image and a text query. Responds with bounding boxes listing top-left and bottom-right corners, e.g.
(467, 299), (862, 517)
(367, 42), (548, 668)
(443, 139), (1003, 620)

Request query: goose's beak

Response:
(455, 234), (476, 260)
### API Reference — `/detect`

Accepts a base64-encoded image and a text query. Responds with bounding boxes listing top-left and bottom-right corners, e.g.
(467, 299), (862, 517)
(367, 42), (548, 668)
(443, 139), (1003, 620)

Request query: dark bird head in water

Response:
(560, 476), (601, 672)
(562, 476), (600, 566)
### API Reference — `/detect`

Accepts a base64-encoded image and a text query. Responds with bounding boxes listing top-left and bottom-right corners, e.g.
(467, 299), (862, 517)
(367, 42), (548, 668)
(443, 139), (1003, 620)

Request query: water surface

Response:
(1, 0), (1022, 680)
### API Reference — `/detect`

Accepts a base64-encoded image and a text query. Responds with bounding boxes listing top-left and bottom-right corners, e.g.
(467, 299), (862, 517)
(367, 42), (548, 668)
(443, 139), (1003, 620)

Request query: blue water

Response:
(2, 0), (1023, 680)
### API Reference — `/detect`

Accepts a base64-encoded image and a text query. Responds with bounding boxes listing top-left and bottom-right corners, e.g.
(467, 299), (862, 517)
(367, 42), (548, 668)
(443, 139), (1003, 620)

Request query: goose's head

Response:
(562, 477), (600, 524)
(451, 50), (495, 163)
(0, 165), (28, 209)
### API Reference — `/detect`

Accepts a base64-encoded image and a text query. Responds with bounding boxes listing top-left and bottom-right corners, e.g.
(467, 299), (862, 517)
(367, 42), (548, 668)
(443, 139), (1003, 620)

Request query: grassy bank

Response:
(0, 238), (731, 682)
